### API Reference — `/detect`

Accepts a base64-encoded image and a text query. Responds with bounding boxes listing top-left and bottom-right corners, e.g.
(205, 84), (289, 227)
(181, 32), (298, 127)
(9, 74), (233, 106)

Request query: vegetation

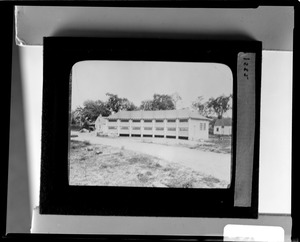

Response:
(71, 93), (138, 128)
(105, 93), (137, 113)
(71, 92), (232, 130)
(71, 93), (179, 129)
(189, 135), (232, 154)
(206, 95), (232, 119)
(192, 94), (232, 119)
(140, 94), (176, 111)
(141, 135), (232, 154)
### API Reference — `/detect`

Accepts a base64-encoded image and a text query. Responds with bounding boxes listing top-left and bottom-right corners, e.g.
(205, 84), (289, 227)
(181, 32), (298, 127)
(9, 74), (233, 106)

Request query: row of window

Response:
(108, 126), (189, 131)
(109, 119), (189, 123)
(109, 125), (208, 131)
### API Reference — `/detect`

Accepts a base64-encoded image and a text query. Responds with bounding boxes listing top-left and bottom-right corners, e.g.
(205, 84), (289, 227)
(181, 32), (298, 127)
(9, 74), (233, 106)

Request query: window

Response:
(167, 127), (176, 131)
(156, 127), (164, 131)
(120, 127), (129, 130)
(179, 119), (188, 123)
(108, 119), (117, 122)
(132, 120), (140, 123)
(203, 123), (206, 130)
(179, 127), (188, 131)
(200, 123), (203, 130)
(120, 120), (129, 123)
(132, 127), (141, 130)
(108, 126), (117, 130)
(156, 120), (164, 123)
(144, 127), (152, 130)
(144, 120), (152, 123)
(167, 119), (176, 123)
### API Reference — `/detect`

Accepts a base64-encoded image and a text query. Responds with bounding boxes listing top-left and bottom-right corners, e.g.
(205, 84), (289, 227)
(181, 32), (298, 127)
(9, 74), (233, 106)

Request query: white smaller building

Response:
(214, 118), (232, 135)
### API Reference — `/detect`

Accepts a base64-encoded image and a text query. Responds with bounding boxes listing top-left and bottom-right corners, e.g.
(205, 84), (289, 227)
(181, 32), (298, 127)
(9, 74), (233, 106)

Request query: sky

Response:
(71, 60), (233, 112)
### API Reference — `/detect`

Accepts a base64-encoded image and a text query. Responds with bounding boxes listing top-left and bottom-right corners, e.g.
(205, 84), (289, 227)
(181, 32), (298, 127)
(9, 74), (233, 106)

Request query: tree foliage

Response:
(140, 94), (176, 111)
(105, 93), (137, 113)
(152, 94), (175, 110)
(171, 92), (182, 109)
(140, 99), (154, 111)
(82, 100), (110, 121)
(72, 93), (138, 127)
(71, 100), (110, 128)
(71, 107), (83, 125)
(192, 94), (232, 119)
(192, 96), (209, 116)
(206, 94), (232, 119)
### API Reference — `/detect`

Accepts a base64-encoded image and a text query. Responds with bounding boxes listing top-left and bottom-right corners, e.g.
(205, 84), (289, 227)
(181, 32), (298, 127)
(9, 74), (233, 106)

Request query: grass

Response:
(70, 140), (91, 149)
(188, 136), (232, 154)
(69, 140), (229, 188)
(140, 135), (232, 154)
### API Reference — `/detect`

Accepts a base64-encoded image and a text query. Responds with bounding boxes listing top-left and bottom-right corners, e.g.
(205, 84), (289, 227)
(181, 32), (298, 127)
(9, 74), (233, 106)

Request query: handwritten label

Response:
(235, 52), (256, 208)
(238, 52), (255, 82)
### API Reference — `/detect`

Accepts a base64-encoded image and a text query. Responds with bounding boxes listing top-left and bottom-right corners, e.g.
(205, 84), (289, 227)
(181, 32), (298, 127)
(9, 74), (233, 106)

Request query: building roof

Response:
(106, 109), (210, 121)
(214, 118), (232, 127)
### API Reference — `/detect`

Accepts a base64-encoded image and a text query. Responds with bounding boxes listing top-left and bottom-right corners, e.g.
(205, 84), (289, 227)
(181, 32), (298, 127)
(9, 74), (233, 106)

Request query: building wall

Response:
(102, 117), (209, 140)
(95, 117), (108, 134)
(107, 119), (118, 136)
(214, 126), (232, 135)
(119, 119), (130, 135)
(178, 119), (189, 138)
(189, 119), (209, 140)
(165, 119), (177, 138)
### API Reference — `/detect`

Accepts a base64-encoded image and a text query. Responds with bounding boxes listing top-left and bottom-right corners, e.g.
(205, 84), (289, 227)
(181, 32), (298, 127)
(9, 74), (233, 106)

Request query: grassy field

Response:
(141, 135), (232, 154)
(69, 140), (229, 188)
(189, 135), (232, 154)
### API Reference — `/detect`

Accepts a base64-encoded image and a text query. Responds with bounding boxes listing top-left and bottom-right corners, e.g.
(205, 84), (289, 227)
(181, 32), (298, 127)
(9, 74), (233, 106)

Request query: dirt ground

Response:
(69, 139), (229, 188)
(70, 131), (231, 182)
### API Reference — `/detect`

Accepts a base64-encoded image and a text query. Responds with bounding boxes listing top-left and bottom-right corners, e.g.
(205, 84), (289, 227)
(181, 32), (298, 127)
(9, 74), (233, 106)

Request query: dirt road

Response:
(72, 132), (231, 183)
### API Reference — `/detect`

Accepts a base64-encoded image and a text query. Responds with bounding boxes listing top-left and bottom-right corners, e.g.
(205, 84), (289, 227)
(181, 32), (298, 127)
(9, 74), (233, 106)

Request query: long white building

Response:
(95, 109), (210, 141)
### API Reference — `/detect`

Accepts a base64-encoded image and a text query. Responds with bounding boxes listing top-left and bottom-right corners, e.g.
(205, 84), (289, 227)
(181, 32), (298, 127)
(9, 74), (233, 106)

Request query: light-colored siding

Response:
(95, 117), (108, 134)
(214, 125), (232, 135)
(178, 119), (189, 138)
(98, 114), (209, 140)
(189, 119), (209, 140)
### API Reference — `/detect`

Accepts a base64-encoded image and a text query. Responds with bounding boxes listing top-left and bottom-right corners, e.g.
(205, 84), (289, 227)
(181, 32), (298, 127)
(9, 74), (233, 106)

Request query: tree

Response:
(191, 94), (232, 119)
(71, 106), (86, 128)
(71, 107), (83, 125)
(105, 93), (123, 113)
(140, 94), (175, 111)
(105, 93), (137, 113)
(75, 100), (110, 125)
(206, 94), (232, 119)
(119, 99), (137, 111)
(192, 96), (208, 116)
(140, 100), (154, 111)
(191, 96), (216, 117)
(171, 92), (182, 109)
(152, 94), (176, 110)
(71, 100), (110, 128)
